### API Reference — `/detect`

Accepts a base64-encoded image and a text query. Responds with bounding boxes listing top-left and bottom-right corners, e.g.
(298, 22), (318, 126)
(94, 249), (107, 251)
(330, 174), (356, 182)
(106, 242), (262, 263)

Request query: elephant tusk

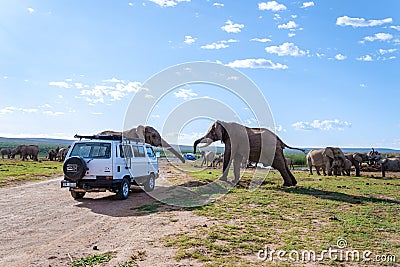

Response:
(198, 138), (213, 148)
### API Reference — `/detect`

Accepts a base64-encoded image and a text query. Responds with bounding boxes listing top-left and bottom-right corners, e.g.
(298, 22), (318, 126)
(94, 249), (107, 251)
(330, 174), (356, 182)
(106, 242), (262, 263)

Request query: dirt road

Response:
(0, 176), (206, 267)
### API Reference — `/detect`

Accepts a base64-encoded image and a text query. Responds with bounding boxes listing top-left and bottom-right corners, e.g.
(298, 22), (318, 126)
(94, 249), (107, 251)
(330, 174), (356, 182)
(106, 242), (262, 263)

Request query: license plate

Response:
(61, 181), (76, 188)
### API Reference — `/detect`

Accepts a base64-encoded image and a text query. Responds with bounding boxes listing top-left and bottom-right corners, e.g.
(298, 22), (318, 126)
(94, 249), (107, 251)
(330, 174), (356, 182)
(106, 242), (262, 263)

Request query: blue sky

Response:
(0, 0), (399, 149)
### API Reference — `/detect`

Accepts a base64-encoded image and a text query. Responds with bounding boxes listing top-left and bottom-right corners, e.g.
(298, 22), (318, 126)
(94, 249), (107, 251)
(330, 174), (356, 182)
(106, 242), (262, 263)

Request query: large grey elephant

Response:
(193, 121), (304, 186)
(307, 147), (346, 176)
(100, 125), (185, 163)
(1, 148), (12, 159)
(344, 152), (369, 177)
(14, 145), (39, 161)
(379, 157), (400, 177)
(200, 150), (215, 167)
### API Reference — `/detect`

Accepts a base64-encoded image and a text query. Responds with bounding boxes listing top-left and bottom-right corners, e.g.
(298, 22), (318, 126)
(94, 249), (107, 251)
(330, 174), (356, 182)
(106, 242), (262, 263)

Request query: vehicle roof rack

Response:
(74, 134), (122, 141)
(74, 134), (146, 143)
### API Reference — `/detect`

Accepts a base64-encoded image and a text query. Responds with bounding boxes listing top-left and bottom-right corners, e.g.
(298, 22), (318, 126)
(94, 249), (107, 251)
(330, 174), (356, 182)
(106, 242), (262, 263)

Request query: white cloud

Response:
(0, 106), (17, 115)
(128, 2), (134, 6)
(362, 33), (393, 42)
(27, 7), (35, 13)
(213, 2), (224, 7)
(49, 81), (71, 88)
(258, 1), (287, 11)
(201, 42), (229, 49)
(43, 111), (65, 116)
(275, 125), (286, 132)
(200, 39), (236, 49)
(357, 55), (373, 61)
(173, 88), (197, 100)
(184, 35), (196, 44)
(250, 37), (272, 43)
(145, 94), (155, 99)
(335, 54), (347, 60)
(292, 119), (352, 131)
(265, 42), (306, 57)
(0, 106), (40, 115)
(148, 0), (190, 7)
(102, 77), (123, 83)
(379, 48), (397, 54)
(278, 21), (298, 29)
(301, 1), (314, 8)
(74, 83), (85, 89)
(390, 26), (400, 31)
(221, 20), (244, 33)
(80, 81), (142, 103)
(288, 32), (296, 37)
(225, 58), (288, 70)
(336, 16), (393, 27)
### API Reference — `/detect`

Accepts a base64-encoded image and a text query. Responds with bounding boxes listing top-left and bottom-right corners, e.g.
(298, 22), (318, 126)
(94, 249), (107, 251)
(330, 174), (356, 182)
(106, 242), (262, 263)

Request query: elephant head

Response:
(100, 125), (185, 163)
(193, 121), (229, 153)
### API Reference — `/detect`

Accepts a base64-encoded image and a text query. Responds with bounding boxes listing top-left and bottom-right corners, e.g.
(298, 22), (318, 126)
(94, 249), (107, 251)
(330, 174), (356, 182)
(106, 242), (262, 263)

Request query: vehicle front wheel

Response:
(71, 191), (86, 200)
(115, 178), (130, 200)
(144, 174), (155, 192)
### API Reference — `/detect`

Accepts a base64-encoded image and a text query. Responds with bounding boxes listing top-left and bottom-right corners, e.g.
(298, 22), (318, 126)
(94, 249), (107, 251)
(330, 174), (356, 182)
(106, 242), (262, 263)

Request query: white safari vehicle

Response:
(61, 134), (159, 200)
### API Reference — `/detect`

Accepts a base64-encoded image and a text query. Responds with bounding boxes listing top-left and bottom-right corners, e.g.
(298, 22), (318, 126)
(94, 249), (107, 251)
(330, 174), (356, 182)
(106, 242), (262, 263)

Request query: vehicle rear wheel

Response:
(71, 191), (86, 200)
(144, 174), (155, 192)
(115, 178), (130, 200)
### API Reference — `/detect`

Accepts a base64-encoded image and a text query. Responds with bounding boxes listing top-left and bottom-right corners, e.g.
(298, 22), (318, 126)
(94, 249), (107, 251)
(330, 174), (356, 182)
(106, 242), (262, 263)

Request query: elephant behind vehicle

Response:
(193, 121), (305, 186)
(100, 125), (185, 163)
(1, 148), (12, 159)
(14, 145), (39, 161)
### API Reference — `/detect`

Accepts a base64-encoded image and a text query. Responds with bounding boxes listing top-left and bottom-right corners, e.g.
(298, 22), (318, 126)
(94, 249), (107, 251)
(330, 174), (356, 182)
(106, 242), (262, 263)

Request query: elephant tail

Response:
(282, 143), (306, 154)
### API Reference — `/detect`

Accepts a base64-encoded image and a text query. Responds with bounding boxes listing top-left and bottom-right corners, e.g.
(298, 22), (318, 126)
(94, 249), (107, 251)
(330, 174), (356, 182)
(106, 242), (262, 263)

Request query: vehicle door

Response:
(131, 145), (147, 178)
(146, 146), (158, 175)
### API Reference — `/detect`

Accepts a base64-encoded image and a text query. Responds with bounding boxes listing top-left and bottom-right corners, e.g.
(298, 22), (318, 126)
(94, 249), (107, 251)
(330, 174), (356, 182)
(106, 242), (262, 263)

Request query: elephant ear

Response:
(323, 147), (334, 159)
(136, 125), (146, 141)
(353, 153), (362, 163)
(215, 121), (229, 142)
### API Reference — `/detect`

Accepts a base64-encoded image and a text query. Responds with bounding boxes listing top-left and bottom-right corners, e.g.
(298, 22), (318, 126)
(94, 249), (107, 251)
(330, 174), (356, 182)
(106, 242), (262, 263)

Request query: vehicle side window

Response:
(132, 146), (145, 157)
(146, 147), (155, 158)
(120, 145), (133, 158)
(70, 143), (111, 159)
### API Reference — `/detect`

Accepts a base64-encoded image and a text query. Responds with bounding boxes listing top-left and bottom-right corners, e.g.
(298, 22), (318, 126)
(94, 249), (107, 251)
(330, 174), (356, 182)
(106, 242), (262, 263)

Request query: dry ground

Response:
(0, 160), (208, 267)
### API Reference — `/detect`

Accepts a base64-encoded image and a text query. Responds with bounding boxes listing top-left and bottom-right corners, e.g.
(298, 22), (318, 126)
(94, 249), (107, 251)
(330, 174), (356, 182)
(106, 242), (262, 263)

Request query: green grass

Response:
(161, 168), (400, 266)
(0, 159), (63, 187)
(71, 253), (113, 267)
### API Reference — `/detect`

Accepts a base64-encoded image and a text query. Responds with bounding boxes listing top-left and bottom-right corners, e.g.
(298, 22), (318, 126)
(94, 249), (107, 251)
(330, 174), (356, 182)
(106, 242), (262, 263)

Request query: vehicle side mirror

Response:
(156, 152), (161, 158)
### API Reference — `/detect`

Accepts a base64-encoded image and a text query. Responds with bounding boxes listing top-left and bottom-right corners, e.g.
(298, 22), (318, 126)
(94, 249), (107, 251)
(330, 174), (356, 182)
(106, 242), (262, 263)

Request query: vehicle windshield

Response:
(70, 142), (111, 159)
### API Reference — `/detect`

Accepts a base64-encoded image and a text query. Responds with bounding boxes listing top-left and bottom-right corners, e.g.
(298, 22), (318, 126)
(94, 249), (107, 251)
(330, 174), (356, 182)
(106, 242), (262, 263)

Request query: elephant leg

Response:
(316, 167), (321, 176)
(232, 154), (243, 184)
(355, 163), (360, 177)
(220, 150), (232, 181)
(272, 154), (297, 186)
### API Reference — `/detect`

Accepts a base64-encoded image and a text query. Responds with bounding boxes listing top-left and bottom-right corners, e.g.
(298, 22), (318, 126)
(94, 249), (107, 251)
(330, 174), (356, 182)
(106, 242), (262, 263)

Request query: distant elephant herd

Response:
(306, 147), (400, 178)
(0, 145), (70, 162)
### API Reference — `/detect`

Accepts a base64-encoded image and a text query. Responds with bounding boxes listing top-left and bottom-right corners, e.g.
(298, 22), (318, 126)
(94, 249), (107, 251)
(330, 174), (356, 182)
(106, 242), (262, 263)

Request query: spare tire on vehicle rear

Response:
(63, 156), (87, 181)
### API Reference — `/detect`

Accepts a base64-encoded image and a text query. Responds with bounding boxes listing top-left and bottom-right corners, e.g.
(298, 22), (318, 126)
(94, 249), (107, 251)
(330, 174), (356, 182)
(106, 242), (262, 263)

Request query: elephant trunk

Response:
(161, 138), (185, 163)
